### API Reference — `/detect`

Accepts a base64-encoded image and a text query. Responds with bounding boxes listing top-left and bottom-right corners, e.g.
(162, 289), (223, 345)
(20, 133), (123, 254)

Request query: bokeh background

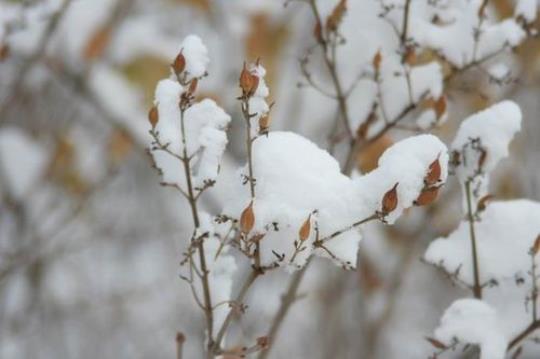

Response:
(1, 0), (540, 358)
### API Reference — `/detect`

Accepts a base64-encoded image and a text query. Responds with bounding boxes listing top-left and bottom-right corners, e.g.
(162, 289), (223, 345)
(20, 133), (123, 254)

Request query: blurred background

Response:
(1, 0), (540, 358)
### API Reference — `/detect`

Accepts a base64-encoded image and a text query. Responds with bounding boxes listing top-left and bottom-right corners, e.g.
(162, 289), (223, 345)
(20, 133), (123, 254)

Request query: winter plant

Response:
(144, 0), (540, 358)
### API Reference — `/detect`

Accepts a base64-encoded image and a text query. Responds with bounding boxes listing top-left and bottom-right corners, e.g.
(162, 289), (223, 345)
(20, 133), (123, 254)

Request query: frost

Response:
(178, 35), (209, 80)
(223, 132), (448, 269)
(451, 101), (522, 184)
(434, 298), (507, 359)
(150, 79), (231, 189)
(425, 199), (540, 286)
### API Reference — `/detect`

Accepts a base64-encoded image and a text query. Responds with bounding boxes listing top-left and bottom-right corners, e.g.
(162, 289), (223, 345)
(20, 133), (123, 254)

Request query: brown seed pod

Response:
(298, 214), (312, 242)
(532, 234), (540, 256)
(259, 115), (271, 133)
(425, 336), (447, 350)
(381, 182), (399, 214)
(173, 51), (186, 74)
(240, 201), (255, 235)
(326, 0), (347, 32)
(148, 105), (159, 128)
(434, 96), (447, 119)
(188, 78), (198, 94)
(239, 63), (259, 97)
(477, 194), (494, 212)
(414, 186), (439, 206)
(425, 155), (441, 185)
(372, 50), (382, 73)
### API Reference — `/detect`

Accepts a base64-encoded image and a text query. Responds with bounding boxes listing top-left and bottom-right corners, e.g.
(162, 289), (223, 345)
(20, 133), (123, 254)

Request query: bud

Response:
(173, 51), (186, 74)
(256, 336), (270, 350)
(259, 115), (271, 133)
(533, 235), (540, 256)
(381, 182), (399, 214)
(239, 62), (259, 97)
(298, 214), (311, 242)
(414, 187), (439, 206)
(425, 155), (441, 185)
(477, 194), (493, 212)
(314, 21), (323, 43)
(372, 50), (382, 73)
(188, 78), (198, 94)
(434, 96), (447, 119)
(326, 0), (347, 32)
(240, 201), (255, 235)
(175, 332), (185, 344)
(148, 105), (159, 128)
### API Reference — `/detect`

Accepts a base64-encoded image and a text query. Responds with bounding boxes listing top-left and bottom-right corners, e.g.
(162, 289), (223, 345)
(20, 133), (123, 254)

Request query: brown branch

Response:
(508, 320), (540, 350)
(465, 180), (482, 299)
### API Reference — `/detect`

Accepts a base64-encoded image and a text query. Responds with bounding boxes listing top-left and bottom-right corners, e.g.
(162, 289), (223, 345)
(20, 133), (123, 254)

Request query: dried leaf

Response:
(425, 155), (441, 185)
(148, 105), (159, 128)
(414, 187), (439, 206)
(239, 62), (259, 97)
(240, 201), (255, 234)
(298, 214), (311, 242)
(173, 51), (186, 74)
(425, 336), (447, 350)
(188, 78), (198, 94)
(259, 115), (271, 133)
(381, 182), (399, 214)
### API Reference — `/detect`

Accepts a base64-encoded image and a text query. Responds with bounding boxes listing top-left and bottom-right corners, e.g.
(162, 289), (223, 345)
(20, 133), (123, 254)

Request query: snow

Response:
(424, 199), (540, 286)
(433, 298), (507, 359)
(177, 35), (209, 80)
(247, 63), (270, 125)
(222, 132), (448, 269)
(0, 127), (49, 200)
(150, 79), (232, 189)
(515, 0), (538, 23)
(451, 101), (522, 183)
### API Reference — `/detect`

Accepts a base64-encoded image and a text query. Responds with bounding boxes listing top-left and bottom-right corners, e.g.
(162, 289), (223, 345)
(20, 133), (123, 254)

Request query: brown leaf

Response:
(298, 214), (312, 242)
(259, 115), (271, 133)
(477, 194), (494, 212)
(240, 201), (255, 234)
(414, 187), (439, 206)
(188, 78), (198, 94)
(381, 182), (399, 214)
(148, 105), (159, 128)
(425, 155), (441, 185)
(173, 51), (186, 74)
(425, 336), (447, 350)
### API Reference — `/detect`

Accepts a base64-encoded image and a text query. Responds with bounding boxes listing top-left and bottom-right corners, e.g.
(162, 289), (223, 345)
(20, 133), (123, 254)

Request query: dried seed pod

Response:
(172, 51), (186, 74)
(372, 50), (382, 73)
(298, 214), (312, 242)
(148, 105), (159, 128)
(477, 194), (494, 212)
(425, 337), (447, 350)
(404, 46), (416, 66)
(434, 96), (447, 119)
(425, 155), (441, 185)
(188, 78), (198, 94)
(240, 201), (255, 234)
(414, 187), (439, 206)
(533, 235), (540, 256)
(326, 0), (347, 32)
(314, 21), (323, 43)
(239, 63), (259, 97)
(259, 115), (271, 133)
(381, 182), (399, 214)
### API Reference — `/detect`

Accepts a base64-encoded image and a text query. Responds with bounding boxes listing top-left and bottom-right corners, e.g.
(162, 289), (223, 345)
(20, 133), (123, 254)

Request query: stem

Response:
(532, 253), (538, 322)
(243, 100), (256, 199)
(465, 181), (482, 299)
(401, 0), (412, 45)
(179, 108), (214, 355)
(320, 214), (378, 244)
(508, 320), (540, 350)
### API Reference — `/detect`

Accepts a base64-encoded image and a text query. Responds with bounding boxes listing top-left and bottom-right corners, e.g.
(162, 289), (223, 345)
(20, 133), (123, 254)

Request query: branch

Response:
(465, 180), (482, 299)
